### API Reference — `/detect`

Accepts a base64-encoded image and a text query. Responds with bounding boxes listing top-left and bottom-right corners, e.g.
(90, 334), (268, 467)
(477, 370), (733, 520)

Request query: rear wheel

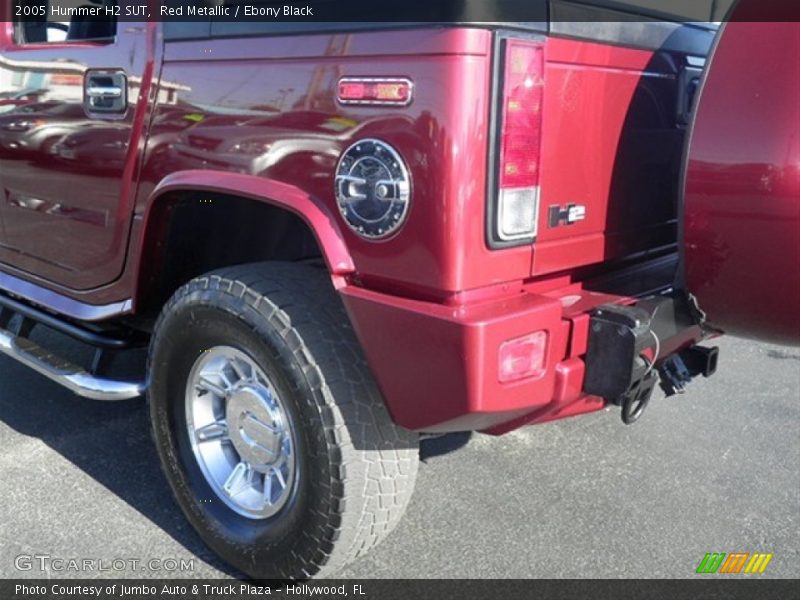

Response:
(148, 262), (419, 579)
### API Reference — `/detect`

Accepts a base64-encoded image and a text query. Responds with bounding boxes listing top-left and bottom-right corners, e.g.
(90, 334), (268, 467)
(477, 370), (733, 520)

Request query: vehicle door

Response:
(0, 0), (154, 290)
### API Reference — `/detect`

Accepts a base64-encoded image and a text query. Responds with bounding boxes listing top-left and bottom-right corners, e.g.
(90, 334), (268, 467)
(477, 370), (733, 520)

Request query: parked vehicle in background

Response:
(3, 0), (781, 580)
(0, 102), (90, 158)
(52, 123), (130, 173)
(0, 88), (47, 113)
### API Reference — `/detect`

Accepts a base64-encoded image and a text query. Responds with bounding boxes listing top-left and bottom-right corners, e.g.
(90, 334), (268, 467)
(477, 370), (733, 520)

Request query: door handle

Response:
(86, 86), (123, 100)
(84, 70), (127, 115)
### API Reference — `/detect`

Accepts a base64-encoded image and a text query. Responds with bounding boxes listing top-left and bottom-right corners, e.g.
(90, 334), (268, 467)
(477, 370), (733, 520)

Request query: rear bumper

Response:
(339, 284), (601, 433)
(340, 255), (709, 434)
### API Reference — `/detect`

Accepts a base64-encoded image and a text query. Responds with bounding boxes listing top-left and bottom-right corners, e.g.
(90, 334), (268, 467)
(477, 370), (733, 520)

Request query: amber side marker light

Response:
(337, 78), (413, 106)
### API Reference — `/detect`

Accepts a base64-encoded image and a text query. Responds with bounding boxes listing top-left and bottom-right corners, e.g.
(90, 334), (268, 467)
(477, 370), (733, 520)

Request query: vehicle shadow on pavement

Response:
(420, 432), (472, 462)
(0, 328), (240, 578)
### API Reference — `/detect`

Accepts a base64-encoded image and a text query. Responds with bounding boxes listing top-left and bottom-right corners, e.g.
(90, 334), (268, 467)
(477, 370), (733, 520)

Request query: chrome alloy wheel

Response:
(185, 346), (297, 519)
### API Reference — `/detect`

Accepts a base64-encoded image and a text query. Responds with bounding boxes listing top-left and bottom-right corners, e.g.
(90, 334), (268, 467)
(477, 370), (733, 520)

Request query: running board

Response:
(0, 326), (145, 401)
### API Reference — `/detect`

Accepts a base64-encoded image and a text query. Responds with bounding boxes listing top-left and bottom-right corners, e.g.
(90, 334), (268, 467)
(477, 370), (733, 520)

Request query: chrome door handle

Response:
(84, 70), (127, 115)
(86, 85), (123, 99)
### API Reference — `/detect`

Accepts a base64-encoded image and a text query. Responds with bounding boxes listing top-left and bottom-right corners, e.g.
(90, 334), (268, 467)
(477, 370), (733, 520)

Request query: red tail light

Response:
(496, 39), (545, 242)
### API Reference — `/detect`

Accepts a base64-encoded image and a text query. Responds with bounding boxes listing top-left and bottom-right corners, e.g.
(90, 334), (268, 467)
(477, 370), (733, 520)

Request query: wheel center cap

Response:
(226, 385), (283, 471)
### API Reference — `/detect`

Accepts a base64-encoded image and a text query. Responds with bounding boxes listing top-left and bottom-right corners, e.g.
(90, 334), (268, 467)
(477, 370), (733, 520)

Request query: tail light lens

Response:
(496, 39), (545, 242)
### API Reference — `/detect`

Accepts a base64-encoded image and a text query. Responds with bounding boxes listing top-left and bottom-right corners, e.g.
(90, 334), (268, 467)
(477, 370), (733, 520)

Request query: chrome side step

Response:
(0, 326), (145, 401)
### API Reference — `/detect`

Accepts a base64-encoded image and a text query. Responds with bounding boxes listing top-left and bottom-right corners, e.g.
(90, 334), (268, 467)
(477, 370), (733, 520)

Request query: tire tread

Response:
(149, 262), (418, 578)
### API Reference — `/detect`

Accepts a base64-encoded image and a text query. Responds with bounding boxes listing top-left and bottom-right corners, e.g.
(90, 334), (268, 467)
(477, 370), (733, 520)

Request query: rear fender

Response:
(133, 170), (354, 311)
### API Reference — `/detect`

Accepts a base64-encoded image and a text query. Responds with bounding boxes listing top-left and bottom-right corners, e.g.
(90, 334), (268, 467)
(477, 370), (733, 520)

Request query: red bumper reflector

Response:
(498, 331), (548, 383)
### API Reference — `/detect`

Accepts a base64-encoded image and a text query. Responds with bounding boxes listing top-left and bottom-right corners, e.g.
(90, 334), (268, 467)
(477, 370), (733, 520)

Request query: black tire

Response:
(148, 262), (419, 579)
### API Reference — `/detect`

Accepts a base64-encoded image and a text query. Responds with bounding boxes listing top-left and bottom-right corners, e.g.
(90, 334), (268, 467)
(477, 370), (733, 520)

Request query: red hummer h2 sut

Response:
(0, 0), (792, 579)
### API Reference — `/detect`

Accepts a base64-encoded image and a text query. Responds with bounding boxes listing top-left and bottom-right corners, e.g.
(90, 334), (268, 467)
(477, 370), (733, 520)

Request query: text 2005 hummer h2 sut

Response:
(0, 0), (751, 579)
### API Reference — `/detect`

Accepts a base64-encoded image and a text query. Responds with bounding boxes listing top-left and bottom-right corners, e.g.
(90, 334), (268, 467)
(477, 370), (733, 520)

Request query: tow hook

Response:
(617, 363), (659, 425)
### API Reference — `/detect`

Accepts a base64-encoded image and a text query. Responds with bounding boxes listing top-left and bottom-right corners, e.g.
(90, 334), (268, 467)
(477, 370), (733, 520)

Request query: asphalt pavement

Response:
(0, 331), (797, 579)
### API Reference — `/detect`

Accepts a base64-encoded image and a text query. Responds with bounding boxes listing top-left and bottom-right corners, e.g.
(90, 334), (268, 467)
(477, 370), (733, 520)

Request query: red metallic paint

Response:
(135, 27), (536, 301)
(535, 38), (684, 276)
(339, 259), (703, 432)
(486, 357), (606, 436)
(684, 18), (800, 346)
(0, 11), (157, 290)
(135, 170), (355, 300)
(0, 17), (713, 432)
(0, 23), (695, 310)
(338, 282), (566, 432)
